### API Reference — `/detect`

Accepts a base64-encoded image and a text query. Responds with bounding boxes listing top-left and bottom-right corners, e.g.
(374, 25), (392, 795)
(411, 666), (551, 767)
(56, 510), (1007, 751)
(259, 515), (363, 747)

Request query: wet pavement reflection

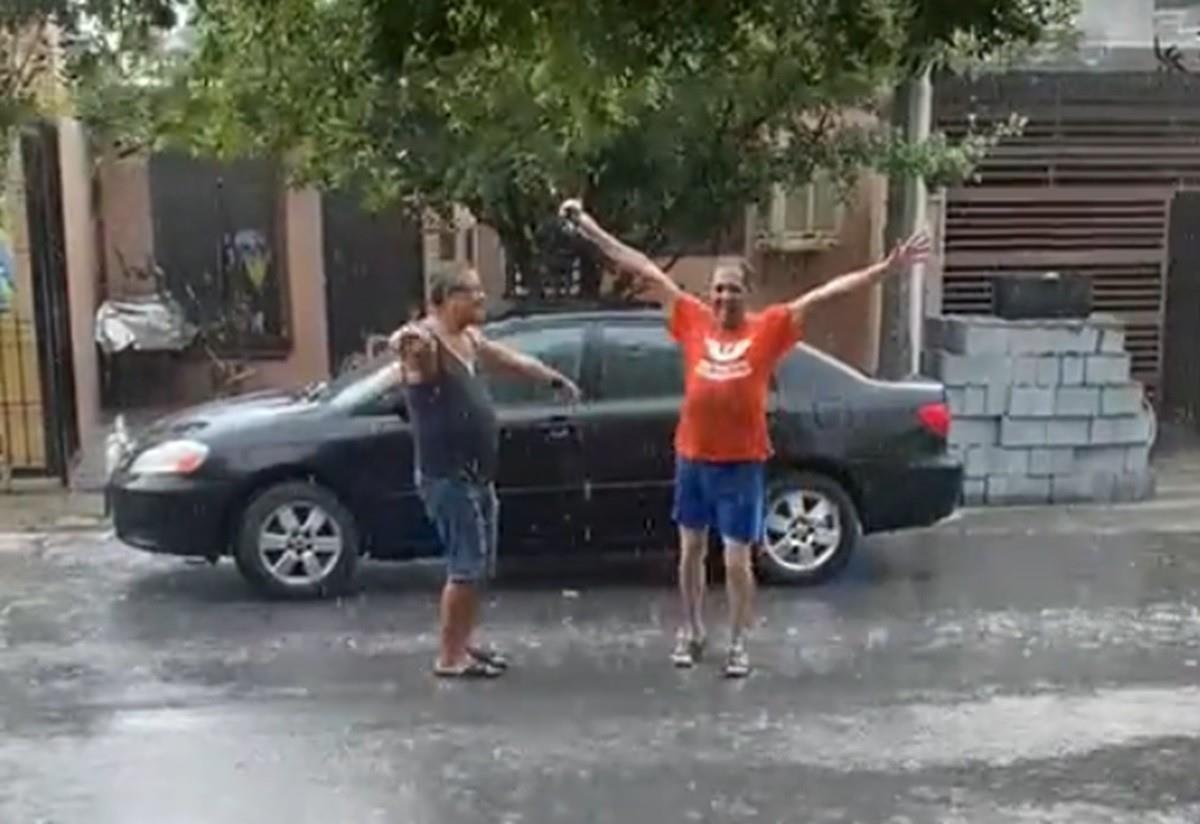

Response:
(3, 512), (1200, 823)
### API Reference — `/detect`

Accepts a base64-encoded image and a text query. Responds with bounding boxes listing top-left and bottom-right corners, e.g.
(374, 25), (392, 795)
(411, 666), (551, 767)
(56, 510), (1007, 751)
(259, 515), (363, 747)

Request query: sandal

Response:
(671, 633), (707, 669)
(467, 645), (509, 670)
(434, 659), (504, 679)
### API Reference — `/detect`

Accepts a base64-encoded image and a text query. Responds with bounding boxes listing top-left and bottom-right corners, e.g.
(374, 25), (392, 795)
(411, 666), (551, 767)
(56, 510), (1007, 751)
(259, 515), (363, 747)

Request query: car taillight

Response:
(918, 402), (951, 439)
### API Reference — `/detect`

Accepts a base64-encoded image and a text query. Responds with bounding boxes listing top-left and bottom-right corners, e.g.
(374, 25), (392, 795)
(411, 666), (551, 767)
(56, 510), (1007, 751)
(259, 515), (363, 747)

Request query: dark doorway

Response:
(16, 123), (78, 480)
(321, 193), (424, 373)
(1161, 191), (1200, 427)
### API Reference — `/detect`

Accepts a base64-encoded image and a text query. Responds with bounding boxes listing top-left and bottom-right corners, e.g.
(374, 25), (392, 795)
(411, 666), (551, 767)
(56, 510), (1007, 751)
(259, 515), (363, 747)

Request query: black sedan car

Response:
(109, 309), (962, 598)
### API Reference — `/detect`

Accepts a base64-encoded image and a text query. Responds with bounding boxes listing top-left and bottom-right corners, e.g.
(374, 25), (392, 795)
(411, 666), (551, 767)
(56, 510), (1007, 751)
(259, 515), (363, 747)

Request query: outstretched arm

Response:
(559, 199), (683, 311)
(475, 333), (583, 403)
(787, 231), (931, 326)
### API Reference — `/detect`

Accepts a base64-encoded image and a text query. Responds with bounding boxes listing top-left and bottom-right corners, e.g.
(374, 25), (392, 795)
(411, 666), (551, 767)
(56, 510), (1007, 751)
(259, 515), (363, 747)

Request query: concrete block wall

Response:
(924, 315), (1155, 507)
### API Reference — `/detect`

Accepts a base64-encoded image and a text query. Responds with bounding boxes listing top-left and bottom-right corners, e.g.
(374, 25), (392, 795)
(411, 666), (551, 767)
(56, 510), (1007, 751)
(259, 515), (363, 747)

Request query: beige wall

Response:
(58, 118), (101, 450)
(98, 153), (155, 296)
(250, 188), (330, 389)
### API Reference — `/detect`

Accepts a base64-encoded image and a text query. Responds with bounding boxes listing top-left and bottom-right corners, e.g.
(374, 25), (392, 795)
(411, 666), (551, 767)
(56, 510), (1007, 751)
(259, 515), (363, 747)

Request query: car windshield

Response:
(322, 357), (403, 409)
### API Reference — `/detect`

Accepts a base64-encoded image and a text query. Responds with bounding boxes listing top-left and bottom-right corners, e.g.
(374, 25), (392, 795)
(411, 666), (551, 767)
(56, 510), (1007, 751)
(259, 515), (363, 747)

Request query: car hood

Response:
(136, 388), (320, 445)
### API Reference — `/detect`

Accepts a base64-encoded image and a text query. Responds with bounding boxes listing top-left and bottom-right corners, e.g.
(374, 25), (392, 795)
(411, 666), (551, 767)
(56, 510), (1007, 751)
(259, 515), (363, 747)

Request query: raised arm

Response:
(388, 321), (437, 384)
(787, 231), (931, 326)
(559, 199), (683, 311)
(474, 333), (582, 403)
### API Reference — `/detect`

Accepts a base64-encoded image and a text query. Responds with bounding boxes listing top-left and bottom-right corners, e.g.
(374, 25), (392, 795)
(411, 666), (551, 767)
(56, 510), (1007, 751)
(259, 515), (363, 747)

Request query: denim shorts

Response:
(417, 476), (499, 584)
(672, 458), (766, 545)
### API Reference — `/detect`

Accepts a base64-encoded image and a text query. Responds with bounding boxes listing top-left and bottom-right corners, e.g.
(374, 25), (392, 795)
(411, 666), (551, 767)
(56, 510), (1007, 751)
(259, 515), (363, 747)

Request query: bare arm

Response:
(559, 199), (683, 310)
(475, 334), (583, 403)
(788, 231), (931, 326)
(388, 322), (437, 384)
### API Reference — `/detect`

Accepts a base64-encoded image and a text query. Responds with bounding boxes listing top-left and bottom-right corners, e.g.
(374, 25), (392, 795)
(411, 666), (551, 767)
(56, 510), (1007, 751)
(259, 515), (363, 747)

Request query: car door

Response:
(318, 365), (439, 559)
(580, 319), (684, 548)
(485, 322), (590, 554)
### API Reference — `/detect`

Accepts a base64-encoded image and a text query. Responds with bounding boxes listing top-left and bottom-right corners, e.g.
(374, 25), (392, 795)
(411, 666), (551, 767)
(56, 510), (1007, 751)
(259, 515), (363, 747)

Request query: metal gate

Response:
(935, 71), (1200, 405)
(1161, 191), (1200, 426)
(2, 122), (78, 479)
(322, 192), (425, 373)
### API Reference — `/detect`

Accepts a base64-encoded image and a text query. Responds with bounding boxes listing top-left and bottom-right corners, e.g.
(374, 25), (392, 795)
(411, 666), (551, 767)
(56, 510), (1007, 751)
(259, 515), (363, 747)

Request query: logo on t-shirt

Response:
(696, 337), (752, 381)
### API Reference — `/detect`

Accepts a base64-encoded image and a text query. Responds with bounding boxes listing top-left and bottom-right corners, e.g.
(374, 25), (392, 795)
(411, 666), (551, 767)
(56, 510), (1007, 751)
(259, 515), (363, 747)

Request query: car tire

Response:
(756, 470), (861, 586)
(234, 481), (360, 599)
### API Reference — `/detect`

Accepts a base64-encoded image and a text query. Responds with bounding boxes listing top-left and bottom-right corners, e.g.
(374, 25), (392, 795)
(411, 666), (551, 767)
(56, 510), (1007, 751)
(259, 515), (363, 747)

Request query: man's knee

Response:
(722, 540), (754, 573)
(679, 527), (708, 559)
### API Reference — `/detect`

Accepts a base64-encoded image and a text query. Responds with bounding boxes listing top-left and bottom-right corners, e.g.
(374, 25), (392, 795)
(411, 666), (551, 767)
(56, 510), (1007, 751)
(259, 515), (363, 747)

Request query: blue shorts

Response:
(417, 476), (499, 584)
(672, 458), (766, 545)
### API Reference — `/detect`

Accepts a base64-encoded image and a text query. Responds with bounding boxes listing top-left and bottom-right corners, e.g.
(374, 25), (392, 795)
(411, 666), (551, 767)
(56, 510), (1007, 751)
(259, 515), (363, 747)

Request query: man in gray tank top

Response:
(391, 267), (580, 678)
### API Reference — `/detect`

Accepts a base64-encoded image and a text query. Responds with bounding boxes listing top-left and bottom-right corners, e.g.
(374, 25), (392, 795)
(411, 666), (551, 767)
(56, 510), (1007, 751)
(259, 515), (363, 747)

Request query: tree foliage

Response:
(110, 0), (1074, 298)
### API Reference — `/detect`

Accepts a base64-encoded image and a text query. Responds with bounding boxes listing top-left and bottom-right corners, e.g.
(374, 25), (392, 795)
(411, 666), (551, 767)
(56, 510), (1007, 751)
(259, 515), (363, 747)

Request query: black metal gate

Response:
(322, 192), (425, 372)
(1161, 191), (1200, 427)
(9, 122), (78, 479)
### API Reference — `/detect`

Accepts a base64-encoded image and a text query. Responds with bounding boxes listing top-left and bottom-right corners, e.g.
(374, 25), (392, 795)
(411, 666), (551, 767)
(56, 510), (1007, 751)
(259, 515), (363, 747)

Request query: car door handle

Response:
(538, 417), (576, 440)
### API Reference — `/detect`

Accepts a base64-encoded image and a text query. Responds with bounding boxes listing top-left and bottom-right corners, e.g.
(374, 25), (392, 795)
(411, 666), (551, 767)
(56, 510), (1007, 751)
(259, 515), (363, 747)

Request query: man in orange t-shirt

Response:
(562, 199), (929, 677)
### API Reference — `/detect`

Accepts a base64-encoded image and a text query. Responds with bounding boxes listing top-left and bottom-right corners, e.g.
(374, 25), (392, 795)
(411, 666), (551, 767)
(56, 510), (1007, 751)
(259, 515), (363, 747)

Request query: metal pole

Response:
(879, 68), (932, 379)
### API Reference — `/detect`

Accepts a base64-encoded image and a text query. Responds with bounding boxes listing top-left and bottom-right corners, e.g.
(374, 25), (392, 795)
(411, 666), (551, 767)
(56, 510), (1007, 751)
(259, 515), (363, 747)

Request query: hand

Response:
(553, 375), (583, 404)
(886, 230), (932, 273)
(388, 322), (432, 357)
(558, 198), (584, 224)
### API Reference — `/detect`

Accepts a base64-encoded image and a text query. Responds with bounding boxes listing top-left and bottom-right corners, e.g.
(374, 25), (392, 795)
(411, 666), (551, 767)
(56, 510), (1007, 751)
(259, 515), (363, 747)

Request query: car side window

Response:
(486, 326), (585, 406)
(597, 324), (684, 401)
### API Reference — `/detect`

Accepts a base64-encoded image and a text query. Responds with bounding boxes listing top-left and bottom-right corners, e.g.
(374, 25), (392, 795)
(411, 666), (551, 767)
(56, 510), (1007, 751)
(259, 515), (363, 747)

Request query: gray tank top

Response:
(404, 335), (499, 482)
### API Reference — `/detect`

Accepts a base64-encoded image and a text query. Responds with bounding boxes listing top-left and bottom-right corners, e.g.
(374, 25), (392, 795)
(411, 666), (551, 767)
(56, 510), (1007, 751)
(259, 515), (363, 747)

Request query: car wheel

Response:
(757, 470), (861, 585)
(234, 481), (360, 599)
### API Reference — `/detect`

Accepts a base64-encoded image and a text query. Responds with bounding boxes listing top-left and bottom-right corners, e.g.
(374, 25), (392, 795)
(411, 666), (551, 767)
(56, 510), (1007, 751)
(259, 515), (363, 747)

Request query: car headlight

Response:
(129, 440), (210, 476)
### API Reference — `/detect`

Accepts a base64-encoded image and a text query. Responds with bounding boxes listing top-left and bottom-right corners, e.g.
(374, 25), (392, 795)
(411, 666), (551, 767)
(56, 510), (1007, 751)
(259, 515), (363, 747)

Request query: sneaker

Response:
(671, 633), (706, 668)
(723, 642), (751, 679)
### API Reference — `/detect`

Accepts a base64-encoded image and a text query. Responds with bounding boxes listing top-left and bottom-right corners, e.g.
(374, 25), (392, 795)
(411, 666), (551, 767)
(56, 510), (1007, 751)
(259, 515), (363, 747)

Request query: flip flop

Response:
(467, 645), (509, 670)
(434, 659), (504, 679)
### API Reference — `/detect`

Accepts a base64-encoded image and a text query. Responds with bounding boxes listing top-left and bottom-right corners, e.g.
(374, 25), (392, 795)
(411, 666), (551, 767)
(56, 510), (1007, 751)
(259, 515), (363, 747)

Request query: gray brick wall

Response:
(925, 315), (1154, 507)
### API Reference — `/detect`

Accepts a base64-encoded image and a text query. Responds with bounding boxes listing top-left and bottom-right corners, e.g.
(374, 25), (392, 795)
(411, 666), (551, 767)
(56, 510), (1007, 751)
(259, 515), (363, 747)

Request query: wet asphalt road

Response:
(3, 504), (1200, 824)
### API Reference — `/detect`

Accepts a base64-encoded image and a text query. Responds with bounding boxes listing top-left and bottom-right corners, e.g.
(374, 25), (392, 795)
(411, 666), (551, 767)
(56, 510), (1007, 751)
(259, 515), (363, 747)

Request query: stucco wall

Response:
(57, 118), (101, 452)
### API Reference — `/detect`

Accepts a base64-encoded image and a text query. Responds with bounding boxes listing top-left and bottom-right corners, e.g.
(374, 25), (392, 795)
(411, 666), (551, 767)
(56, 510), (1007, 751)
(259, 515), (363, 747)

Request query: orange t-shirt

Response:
(669, 293), (803, 463)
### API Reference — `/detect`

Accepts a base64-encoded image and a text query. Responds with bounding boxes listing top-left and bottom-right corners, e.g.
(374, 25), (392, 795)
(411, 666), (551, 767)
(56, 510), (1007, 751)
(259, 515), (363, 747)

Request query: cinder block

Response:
(988, 474), (1051, 505)
(965, 446), (988, 479)
(1012, 357), (1039, 386)
(1113, 468), (1155, 502)
(1051, 473), (1095, 503)
(963, 386), (988, 417)
(1000, 418), (1048, 447)
(945, 387), (967, 416)
(962, 479), (986, 506)
(1009, 328), (1052, 356)
(1101, 385), (1143, 417)
(1061, 356), (1086, 386)
(985, 385), (1008, 416)
(1012, 356), (1059, 387)
(1055, 387), (1100, 417)
(1085, 354), (1132, 386)
(951, 417), (1000, 447)
(1091, 415), (1153, 446)
(1074, 446), (1131, 476)
(1126, 445), (1151, 472)
(1037, 357), (1061, 386)
(988, 447), (1031, 476)
(1047, 419), (1091, 447)
(933, 352), (1004, 387)
(1056, 325), (1101, 354)
(1030, 447), (1075, 477)
(935, 317), (1011, 355)
(1099, 327), (1126, 354)
(1009, 387), (1056, 417)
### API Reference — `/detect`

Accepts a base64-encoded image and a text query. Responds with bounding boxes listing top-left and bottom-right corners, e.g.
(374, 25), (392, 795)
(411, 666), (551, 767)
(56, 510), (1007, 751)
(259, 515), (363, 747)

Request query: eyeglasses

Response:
(448, 284), (486, 298)
(713, 283), (745, 295)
